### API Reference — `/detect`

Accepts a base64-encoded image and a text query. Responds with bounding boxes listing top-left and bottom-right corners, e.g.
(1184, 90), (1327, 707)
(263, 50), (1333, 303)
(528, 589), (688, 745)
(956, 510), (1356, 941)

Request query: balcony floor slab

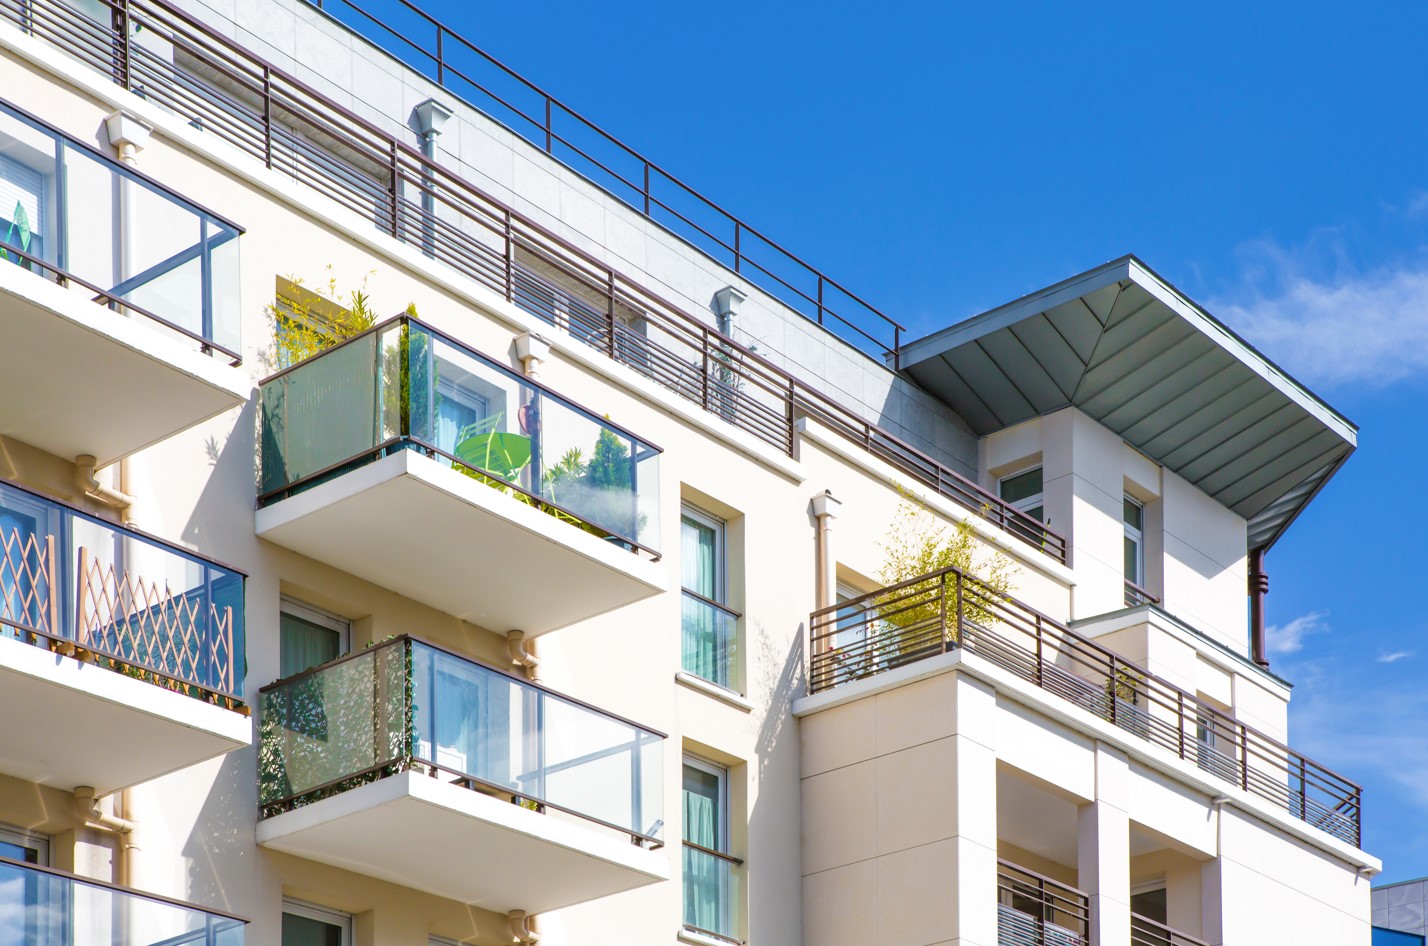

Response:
(256, 449), (667, 634)
(0, 634), (252, 794)
(257, 769), (667, 913)
(0, 264), (252, 465)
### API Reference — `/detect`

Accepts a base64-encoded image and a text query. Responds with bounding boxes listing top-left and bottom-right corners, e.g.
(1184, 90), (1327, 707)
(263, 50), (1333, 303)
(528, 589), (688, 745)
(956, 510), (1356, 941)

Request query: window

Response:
(681, 507), (737, 690)
(1130, 885), (1167, 924)
(999, 467), (1044, 522)
(0, 824), (48, 865)
(279, 598), (349, 679)
(683, 758), (738, 942)
(282, 900), (351, 946)
(1123, 496), (1144, 587)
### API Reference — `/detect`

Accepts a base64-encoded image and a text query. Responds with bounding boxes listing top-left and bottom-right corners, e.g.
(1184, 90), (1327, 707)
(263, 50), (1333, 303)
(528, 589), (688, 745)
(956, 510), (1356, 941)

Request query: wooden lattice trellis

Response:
(0, 525), (57, 639)
(76, 546), (237, 698)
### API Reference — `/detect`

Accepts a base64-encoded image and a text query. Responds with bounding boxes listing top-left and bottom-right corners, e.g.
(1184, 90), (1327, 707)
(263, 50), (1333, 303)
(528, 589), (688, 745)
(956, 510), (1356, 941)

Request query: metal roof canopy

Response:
(895, 256), (1357, 551)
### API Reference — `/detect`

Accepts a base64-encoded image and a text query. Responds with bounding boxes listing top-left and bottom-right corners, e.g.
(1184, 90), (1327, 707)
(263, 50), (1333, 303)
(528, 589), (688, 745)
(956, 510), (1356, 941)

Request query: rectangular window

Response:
(1123, 496), (1144, 587)
(282, 899), (351, 946)
(0, 824), (48, 865)
(279, 598), (349, 679)
(680, 507), (738, 690)
(999, 467), (1044, 522)
(683, 758), (739, 942)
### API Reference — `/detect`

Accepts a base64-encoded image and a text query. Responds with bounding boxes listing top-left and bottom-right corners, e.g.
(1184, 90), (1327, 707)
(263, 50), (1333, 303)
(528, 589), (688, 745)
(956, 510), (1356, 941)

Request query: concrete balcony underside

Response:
(0, 634), (252, 795)
(255, 450), (666, 635)
(257, 770), (667, 914)
(0, 264), (251, 466)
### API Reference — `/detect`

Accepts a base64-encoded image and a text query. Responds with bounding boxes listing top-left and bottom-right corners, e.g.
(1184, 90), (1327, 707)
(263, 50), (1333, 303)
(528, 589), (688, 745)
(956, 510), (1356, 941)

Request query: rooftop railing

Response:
(1131, 913), (1209, 946)
(0, 856), (246, 945)
(258, 315), (662, 557)
(258, 635), (665, 847)
(304, 0), (906, 361)
(998, 860), (1089, 946)
(0, 98), (242, 363)
(0, 0), (1068, 564)
(810, 566), (1363, 847)
(0, 478), (246, 707)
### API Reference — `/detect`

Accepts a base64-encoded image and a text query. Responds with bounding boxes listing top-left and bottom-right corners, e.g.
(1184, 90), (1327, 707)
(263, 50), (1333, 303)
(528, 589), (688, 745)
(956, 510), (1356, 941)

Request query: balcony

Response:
(257, 636), (666, 912)
(683, 841), (742, 944)
(1131, 913), (1209, 946)
(1124, 580), (1159, 609)
(997, 861), (1088, 946)
(0, 856), (245, 945)
(0, 478), (249, 794)
(257, 316), (664, 634)
(811, 567), (1363, 847)
(0, 101), (249, 466)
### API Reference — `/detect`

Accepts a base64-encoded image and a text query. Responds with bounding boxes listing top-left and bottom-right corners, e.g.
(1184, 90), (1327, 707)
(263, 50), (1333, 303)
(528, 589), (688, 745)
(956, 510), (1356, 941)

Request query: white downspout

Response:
(506, 630), (541, 684)
(74, 786), (138, 887)
(811, 490), (842, 613)
(508, 332), (554, 686)
(508, 910), (540, 944)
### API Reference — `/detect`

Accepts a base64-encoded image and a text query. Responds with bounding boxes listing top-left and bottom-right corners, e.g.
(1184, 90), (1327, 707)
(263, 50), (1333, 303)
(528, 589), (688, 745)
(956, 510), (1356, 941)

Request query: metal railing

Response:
(0, 477), (246, 706)
(257, 315), (663, 557)
(681, 589), (740, 692)
(1131, 913), (1209, 946)
(682, 841), (742, 944)
(810, 566), (1363, 846)
(998, 861), (1088, 946)
(258, 635), (666, 847)
(1125, 580), (1160, 608)
(0, 97), (242, 363)
(303, 0), (905, 361)
(0, 855), (246, 944)
(0, 0), (1068, 564)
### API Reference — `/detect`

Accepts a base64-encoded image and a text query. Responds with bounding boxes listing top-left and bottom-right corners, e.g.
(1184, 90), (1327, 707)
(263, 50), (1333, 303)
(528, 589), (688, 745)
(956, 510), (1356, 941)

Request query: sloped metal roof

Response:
(896, 256), (1356, 550)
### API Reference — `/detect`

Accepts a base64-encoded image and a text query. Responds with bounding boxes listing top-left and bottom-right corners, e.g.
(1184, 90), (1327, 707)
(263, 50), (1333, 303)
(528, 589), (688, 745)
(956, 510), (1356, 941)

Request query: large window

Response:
(999, 467), (1044, 522)
(282, 900), (351, 946)
(683, 758), (738, 942)
(279, 598), (349, 679)
(681, 507), (738, 691)
(1123, 496), (1144, 587)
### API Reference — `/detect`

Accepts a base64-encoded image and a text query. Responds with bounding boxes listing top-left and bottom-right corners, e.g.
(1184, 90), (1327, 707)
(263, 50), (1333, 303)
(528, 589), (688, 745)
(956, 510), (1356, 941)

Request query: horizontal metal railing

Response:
(0, 0), (1068, 564)
(1125, 580), (1160, 608)
(303, 0), (905, 361)
(682, 840), (743, 944)
(810, 566), (1363, 846)
(997, 860), (1088, 946)
(0, 477), (246, 706)
(1131, 913), (1209, 946)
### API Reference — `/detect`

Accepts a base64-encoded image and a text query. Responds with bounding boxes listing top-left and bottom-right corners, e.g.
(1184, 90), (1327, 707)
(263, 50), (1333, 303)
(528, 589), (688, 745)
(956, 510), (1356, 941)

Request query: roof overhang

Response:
(895, 256), (1356, 550)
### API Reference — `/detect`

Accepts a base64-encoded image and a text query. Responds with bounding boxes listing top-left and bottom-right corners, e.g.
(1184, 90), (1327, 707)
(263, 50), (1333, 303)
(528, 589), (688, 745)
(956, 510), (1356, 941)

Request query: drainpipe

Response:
(75, 455), (136, 524)
(508, 910), (540, 944)
(506, 630), (541, 684)
(412, 98), (453, 258)
(508, 332), (550, 684)
(74, 786), (138, 887)
(1248, 547), (1269, 668)
(712, 285), (746, 337)
(810, 491), (842, 665)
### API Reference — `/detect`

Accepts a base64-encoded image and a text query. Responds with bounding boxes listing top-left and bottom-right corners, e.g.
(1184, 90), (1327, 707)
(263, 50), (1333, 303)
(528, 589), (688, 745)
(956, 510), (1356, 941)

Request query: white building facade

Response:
(0, 1), (1378, 945)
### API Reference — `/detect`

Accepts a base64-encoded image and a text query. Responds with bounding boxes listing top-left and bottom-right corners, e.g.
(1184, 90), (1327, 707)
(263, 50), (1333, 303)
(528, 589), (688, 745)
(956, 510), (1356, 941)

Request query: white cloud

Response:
(1379, 650), (1414, 664)
(1213, 258), (1428, 388)
(1265, 610), (1328, 655)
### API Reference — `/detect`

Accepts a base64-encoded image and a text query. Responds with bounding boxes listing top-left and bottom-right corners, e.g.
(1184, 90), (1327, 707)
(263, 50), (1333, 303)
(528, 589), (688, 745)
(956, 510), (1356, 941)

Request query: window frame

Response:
(281, 898), (353, 946)
(1123, 495), (1145, 587)
(682, 755), (730, 852)
(278, 596), (350, 679)
(680, 505), (726, 603)
(0, 823), (49, 865)
(998, 466), (1045, 522)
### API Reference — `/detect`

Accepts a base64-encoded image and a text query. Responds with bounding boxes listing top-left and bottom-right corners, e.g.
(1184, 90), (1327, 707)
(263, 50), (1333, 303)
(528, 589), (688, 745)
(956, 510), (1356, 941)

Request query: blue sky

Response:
(346, 0), (1428, 877)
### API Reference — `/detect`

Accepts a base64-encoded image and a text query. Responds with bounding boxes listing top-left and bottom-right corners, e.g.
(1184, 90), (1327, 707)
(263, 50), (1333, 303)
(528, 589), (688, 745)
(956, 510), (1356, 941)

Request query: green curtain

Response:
(683, 765), (721, 931)
(681, 516), (718, 681)
(279, 613), (340, 679)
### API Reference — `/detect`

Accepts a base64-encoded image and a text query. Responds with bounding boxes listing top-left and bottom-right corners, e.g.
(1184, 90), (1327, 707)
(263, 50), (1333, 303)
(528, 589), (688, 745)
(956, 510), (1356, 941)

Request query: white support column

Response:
(1078, 743), (1132, 946)
(949, 674), (999, 946)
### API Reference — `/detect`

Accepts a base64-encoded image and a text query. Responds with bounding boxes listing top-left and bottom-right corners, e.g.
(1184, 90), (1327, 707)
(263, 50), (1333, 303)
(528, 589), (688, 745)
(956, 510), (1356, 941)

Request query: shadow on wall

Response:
(182, 748), (258, 918)
(181, 398), (259, 567)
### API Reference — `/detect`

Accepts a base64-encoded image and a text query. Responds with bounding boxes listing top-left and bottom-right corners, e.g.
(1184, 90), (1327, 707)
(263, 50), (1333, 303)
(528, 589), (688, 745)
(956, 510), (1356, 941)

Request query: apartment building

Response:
(0, 0), (1379, 944)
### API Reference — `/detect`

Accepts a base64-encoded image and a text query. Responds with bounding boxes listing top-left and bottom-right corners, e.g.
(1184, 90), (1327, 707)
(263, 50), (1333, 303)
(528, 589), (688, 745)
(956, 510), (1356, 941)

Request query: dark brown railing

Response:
(810, 566), (1363, 846)
(1125, 580), (1160, 608)
(304, 0), (905, 361)
(998, 861), (1088, 946)
(0, 0), (1068, 564)
(1131, 913), (1209, 946)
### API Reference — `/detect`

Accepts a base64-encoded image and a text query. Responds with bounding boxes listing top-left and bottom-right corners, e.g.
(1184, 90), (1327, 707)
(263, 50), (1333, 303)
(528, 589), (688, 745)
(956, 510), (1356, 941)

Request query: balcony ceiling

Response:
(895, 256), (1357, 550)
(0, 266), (252, 465)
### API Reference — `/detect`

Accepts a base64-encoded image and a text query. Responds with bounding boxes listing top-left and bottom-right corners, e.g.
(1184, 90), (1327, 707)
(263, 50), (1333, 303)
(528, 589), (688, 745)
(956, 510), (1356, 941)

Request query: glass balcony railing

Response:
(0, 855), (245, 945)
(258, 316), (662, 555)
(0, 100), (242, 363)
(682, 842), (741, 944)
(680, 590), (740, 692)
(259, 636), (665, 845)
(0, 478), (246, 707)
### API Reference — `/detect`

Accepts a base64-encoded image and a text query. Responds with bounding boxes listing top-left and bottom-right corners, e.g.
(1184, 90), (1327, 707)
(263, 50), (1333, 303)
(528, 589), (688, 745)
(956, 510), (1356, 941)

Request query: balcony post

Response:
(1077, 745), (1132, 946)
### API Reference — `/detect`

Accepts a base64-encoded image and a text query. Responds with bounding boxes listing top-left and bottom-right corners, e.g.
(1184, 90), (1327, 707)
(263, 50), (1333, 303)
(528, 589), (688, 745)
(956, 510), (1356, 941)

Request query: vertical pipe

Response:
(1248, 546), (1269, 668)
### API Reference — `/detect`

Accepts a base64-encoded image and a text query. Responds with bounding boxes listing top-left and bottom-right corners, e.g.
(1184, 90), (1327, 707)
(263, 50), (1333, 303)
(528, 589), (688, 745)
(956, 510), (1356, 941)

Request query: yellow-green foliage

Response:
(262, 267), (383, 371)
(876, 495), (1017, 647)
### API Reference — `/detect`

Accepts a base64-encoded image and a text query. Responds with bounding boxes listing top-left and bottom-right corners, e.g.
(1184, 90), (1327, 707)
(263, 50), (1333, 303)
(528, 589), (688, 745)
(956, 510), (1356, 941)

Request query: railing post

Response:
(643, 163), (650, 216)
(1177, 691), (1186, 760)
(733, 221), (741, 273)
(1298, 756), (1307, 822)
(785, 376), (796, 455)
(700, 337), (710, 410)
(544, 96), (552, 153)
(45, 533), (57, 638)
(1109, 656), (1119, 727)
(954, 571), (964, 648)
(939, 572), (948, 651)
(262, 66), (273, 169)
(1035, 615), (1043, 685)
(117, 0), (132, 90)
(387, 141), (400, 238)
(816, 276), (825, 325)
(1240, 724), (1250, 791)
(503, 210), (514, 302)
(435, 25), (444, 84)
(605, 270), (617, 357)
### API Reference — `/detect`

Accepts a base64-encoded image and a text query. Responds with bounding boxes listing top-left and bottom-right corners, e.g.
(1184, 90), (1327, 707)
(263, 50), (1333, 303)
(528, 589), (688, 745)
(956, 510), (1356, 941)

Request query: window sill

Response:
(678, 928), (743, 946)
(675, 672), (753, 713)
